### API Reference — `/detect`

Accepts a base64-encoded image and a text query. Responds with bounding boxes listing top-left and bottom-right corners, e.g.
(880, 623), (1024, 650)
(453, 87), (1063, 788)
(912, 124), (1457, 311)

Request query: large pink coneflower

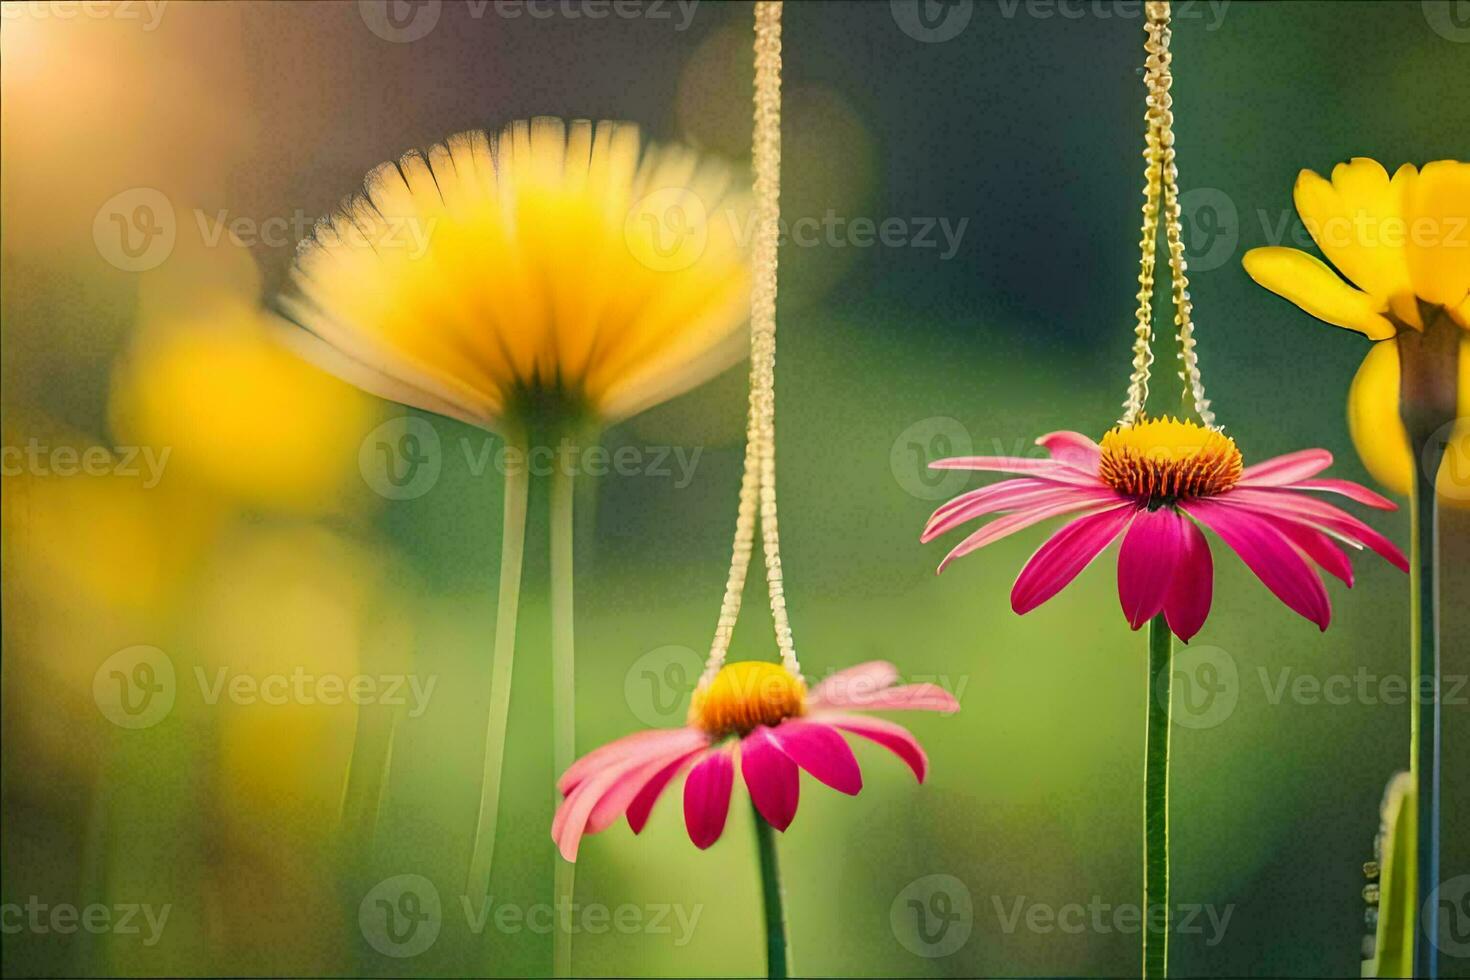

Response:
(924, 417), (1407, 641)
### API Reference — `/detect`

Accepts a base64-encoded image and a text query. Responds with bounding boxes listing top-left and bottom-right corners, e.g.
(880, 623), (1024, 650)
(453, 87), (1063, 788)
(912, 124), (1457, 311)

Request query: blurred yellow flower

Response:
(278, 117), (752, 433)
(111, 297), (383, 515)
(1244, 158), (1469, 500)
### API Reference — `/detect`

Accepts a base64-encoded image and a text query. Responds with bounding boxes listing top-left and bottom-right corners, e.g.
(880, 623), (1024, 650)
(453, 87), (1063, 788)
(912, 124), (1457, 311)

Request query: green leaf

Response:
(1362, 772), (1415, 979)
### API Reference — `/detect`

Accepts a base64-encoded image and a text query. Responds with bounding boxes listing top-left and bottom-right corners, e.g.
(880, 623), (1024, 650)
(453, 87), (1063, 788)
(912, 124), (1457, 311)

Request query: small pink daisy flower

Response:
(923, 416), (1408, 641)
(552, 660), (957, 861)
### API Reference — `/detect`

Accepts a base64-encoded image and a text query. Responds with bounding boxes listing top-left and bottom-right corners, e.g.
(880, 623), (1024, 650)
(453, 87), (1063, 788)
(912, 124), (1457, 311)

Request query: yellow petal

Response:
(1243, 246), (1395, 339)
(1292, 159), (1417, 313)
(284, 119), (754, 428)
(1402, 159), (1470, 309)
(1347, 339), (1470, 506)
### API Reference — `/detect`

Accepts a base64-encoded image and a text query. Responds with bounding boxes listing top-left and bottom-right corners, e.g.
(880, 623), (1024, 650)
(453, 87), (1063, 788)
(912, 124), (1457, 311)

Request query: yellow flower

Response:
(111, 298), (383, 515)
(1243, 158), (1470, 501)
(279, 117), (752, 434)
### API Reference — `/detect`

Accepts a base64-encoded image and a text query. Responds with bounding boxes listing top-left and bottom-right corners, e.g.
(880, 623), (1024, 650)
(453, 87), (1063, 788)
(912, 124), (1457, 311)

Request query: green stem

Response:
(551, 451), (577, 978)
(1144, 613), (1172, 980)
(1411, 460), (1442, 980)
(465, 438), (530, 901)
(338, 700), (398, 853)
(752, 802), (790, 980)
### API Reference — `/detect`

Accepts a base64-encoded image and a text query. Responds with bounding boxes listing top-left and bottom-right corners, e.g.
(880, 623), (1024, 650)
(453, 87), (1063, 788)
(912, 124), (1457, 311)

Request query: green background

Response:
(2, 1), (1467, 977)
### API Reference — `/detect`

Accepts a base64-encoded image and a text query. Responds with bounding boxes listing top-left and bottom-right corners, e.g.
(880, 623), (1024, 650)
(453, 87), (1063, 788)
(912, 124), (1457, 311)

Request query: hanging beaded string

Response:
(1119, 0), (1216, 429)
(702, 0), (801, 687)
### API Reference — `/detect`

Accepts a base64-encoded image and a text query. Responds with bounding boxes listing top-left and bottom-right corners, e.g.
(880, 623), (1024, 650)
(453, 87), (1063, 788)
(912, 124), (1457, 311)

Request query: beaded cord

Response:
(1120, 0), (1216, 429)
(702, 1), (801, 686)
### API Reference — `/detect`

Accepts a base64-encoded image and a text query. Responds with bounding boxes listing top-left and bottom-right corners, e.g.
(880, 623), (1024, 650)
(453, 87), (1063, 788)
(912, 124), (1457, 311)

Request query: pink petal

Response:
(1163, 517), (1213, 642)
(1010, 504), (1137, 614)
(816, 683), (958, 713)
(1259, 515), (1354, 586)
(924, 483), (1118, 543)
(555, 747), (682, 863)
(1218, 488), (1408, 572)
(740, 727), (800, 831)
(824, 713), (929, 783)
(682, 746), (735, 849)
(1281, 478), (1397, 510)
(1036, 431), (1102, 473)
(929, 456), (1102, 485)
(627, 750), (701, 835)
(1182, 499), (1332, 631)
(927, 478), (1054, 527)
(558, 728), (703, 796)
(1116, 506), (1189, 630)
(1238, 449), (1334, 487)
(770, 720), (863, 796)
(587, 746), (703, 835)
(938, 491), (1128, 573)
(808, 660), (899, 708)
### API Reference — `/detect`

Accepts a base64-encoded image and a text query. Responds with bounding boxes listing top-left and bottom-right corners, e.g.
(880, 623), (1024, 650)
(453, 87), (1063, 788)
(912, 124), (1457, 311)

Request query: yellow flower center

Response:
(1098, 416), (1243, 501)
(689, 661), (807, 738)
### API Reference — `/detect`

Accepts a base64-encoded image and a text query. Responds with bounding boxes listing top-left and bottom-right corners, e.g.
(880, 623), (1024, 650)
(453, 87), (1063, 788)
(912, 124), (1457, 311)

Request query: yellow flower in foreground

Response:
(279, 117), (752, 433)
(1244, 158), (1469, 501)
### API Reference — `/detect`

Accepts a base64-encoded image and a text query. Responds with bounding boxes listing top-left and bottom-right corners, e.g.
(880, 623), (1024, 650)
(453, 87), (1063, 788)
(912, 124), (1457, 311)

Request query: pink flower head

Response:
(552, 660), (958, 861)
(923, 417), (1408, 641)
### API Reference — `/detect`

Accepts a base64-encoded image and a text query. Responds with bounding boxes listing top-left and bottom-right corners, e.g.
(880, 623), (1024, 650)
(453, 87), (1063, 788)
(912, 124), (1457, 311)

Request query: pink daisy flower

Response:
(552, 660), (957, 861)
(923, 416), (1408, 641)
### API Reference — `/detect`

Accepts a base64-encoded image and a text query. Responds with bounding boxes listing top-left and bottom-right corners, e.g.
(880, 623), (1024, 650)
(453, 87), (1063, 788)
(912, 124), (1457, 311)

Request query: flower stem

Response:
(1411, 460), (1442, 980)
(550, 451), (577, 978)
(465, 438), (530, 903)
(752, 802), (790, 980)
(338, 698), (397, 852)
(1144, 612), (1172, 979)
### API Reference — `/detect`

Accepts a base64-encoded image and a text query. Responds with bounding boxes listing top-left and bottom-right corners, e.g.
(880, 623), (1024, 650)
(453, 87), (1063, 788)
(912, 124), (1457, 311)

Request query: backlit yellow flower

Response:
(1243, 158), (1469, 501)
(279, 117), (752, 434)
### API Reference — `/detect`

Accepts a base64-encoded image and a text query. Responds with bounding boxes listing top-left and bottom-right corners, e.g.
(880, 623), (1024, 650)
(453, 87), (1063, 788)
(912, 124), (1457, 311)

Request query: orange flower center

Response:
(1098, 416), (1243, 501)
(689, 661), (807, 737)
